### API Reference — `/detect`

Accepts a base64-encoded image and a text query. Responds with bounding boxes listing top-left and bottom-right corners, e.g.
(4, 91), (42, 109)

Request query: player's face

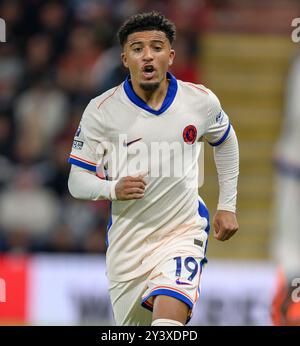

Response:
(121, 31), (175, 92)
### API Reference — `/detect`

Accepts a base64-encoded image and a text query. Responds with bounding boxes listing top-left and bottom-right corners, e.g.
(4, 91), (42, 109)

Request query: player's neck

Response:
(131, 78), (169, 111)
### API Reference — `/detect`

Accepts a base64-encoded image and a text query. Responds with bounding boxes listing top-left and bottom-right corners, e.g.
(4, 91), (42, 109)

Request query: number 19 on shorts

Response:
(174, 256), (199, 283)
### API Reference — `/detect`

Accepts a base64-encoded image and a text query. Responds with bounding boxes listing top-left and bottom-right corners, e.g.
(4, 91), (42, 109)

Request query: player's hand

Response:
(213, 210), (238, 241)
(115, 175), (147, 200)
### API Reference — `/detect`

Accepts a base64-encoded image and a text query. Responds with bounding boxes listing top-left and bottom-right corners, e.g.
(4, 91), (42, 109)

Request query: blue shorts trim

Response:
(141, 288), (193, 311)
(141, 288), (193, 323)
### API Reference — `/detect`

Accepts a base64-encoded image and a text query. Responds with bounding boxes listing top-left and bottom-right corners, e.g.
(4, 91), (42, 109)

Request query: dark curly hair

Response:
(117, 11), (176, 46)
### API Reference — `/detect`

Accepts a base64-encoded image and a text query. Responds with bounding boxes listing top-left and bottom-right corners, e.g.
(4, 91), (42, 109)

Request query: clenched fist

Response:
(115, 175), (147, 200)
(213, 210), (239, 241)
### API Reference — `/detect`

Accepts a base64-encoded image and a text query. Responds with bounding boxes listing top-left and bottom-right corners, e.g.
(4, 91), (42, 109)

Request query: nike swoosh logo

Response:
(176, 278), (192, 286)
(123, 138), (142, 147)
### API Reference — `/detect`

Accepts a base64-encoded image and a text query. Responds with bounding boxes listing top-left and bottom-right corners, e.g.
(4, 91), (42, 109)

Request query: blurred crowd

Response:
(0, 0), (209, 253)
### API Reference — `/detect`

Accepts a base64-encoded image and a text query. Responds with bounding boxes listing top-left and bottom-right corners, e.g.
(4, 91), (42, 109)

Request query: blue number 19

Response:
(174, 256), (199, 281)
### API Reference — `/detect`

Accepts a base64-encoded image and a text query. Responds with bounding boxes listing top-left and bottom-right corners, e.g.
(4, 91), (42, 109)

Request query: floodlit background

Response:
(0, 0), (299, 325)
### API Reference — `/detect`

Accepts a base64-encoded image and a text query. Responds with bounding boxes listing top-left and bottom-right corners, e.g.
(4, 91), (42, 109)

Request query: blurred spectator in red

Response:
(170, 35), (200, 83)
(57, 24), (101, 99)
(18, 34), (54, 91)
(38, 0), (73, 61)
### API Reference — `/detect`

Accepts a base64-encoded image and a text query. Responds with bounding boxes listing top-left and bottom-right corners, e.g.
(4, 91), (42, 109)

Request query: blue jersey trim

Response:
(198, 199), (210, 268)
(208, 123), (231, 147)
(68, 157), (97, 172)
(123, 72), (178, 115)
(198, 200), (210, 235)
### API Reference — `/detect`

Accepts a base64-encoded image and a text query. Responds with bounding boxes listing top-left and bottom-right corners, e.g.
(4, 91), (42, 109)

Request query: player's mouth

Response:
(142, 65), (155, 79)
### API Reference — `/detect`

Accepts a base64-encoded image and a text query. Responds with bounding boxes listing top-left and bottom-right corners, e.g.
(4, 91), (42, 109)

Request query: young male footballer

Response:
(68, 11), (239, 326)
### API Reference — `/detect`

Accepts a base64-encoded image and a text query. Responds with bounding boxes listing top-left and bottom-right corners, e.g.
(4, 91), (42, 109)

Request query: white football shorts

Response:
(108, 253), (208, 326)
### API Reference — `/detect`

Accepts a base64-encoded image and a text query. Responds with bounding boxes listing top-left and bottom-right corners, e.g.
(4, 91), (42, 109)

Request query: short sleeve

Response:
(203, 90), (231, 146)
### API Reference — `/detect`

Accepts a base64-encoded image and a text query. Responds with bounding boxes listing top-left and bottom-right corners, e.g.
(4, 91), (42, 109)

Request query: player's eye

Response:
(133, 47), (142, 52)
(154, 46), (162, 51)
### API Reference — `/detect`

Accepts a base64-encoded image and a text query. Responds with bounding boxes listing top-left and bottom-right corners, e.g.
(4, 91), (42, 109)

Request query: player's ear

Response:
(121, 52), (128, 68)
(168, 49), (175, 67)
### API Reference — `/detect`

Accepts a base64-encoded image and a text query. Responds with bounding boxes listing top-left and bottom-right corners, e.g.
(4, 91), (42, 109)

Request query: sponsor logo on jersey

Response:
(183, 125), (197, 144)
(72, 140), (84, 150)
(123, 137), (142, 147)
(176, 278), (193, 286)
(93, 134), (201, 183)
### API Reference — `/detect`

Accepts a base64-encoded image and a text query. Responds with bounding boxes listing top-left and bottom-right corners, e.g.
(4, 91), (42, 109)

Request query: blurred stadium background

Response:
(0, 0), (299, 325)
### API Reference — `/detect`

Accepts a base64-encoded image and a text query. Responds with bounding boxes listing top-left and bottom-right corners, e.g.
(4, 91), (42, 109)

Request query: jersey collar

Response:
(123, 72), (178, 116)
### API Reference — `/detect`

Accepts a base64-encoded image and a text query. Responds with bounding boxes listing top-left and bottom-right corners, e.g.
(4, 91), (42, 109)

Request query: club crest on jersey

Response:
(183, 125), (197, 144)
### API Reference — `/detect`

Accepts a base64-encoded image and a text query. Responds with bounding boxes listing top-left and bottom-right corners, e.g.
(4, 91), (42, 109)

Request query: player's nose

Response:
(142, 46), (153, 61)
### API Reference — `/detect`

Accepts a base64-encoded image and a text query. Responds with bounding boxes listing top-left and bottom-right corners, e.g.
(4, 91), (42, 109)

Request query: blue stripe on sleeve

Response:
(68, 157), (97, 172)
(208, 123), (231, 147)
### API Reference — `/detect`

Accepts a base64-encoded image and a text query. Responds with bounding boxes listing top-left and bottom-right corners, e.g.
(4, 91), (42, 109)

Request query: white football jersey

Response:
(69, 73), (231, 281)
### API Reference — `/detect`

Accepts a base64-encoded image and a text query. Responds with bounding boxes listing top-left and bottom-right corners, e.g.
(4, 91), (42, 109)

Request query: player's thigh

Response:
(109, 275), (152, 326)
(152, 294), (189, 324)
